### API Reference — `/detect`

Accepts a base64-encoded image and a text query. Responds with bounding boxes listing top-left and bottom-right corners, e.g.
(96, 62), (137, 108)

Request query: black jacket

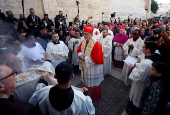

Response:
(42, 18), (54, 29)
(0, 12), (6, 21)
(26, 14), (41, 26)
(0, 95), (41, 115)
(6, 17), (19, 24)
(125, 28), (130, 37)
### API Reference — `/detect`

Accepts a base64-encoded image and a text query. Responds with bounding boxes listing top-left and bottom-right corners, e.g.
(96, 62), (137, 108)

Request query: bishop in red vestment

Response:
(77, 25), (104, 102)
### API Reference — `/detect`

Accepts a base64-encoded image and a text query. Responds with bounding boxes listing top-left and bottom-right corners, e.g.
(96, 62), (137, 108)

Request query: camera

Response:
(76, 1), (80, 6)
(90, 16), (92, 19)
(111, 13), (115, 17)
(153, 25), (169, 35)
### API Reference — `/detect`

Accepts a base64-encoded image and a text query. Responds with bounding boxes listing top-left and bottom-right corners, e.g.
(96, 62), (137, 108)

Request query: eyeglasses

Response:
(0, 70), (17, 81)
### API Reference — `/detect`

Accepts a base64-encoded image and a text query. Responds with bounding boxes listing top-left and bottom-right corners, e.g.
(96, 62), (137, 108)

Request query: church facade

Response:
(0, 0), (151, 24)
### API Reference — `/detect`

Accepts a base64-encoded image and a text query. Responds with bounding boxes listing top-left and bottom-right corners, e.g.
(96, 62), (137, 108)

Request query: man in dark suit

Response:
(35, 26), (50, 51)
(124, 24), (130, 37)
(42, 14), (54, 30)
(26, 8), (41, 29)
(114, 24), (120, 36)
(140, 28), (147, 40)
(6, 10), (18, 24)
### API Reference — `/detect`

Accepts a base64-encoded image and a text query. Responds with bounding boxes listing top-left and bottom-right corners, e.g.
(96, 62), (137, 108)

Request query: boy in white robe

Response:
(68, 29), (84, 65)
(21, 33), (45, 62)
(29, 62), (95, 115)
(122, 29), (144, 86)
(46, 33), (69, 68)
(98, 28), (112, 76)
(125, 41), (158, 115)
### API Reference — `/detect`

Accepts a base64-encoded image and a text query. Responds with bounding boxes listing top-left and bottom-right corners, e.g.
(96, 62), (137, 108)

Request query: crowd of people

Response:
(0, 7), (170, 115)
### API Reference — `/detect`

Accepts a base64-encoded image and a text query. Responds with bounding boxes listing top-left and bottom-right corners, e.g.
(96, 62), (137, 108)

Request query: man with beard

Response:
(46, 33), (69, 68)
(68, 29), (84, 66)
(54, 11), (66, 28)
(6, 10), (18, 24)
(98, 29), (112, 76)
(140, 28), (147, 40)
(98, 23), (103, 33)
(122, 29), (144, 86)
(42, 14), (53, 30)
(102, 23), (114, 40)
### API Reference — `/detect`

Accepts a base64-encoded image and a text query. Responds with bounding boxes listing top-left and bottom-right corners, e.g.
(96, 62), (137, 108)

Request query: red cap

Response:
(69, 28), (75, 31)
(156, 24), (160, 28)
(115, 22), (119, 26)
(84, 25), (94, 33)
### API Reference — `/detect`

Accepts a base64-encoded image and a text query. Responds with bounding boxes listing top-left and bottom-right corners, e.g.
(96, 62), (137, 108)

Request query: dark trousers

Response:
(126, 99), (142, 115)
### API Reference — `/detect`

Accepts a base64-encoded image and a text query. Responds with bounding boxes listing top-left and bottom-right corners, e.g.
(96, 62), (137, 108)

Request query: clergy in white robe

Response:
(77, 25), (104, 102)
(101, 23), (114, 40)
(98, 29), (112, 76)
(29, 62), (95, 115)
(46, 33), (69, 68)
(122, 29), (144, 86)
(21, 34), (45, 61)
(68, 30), (84, 65)
(125, 41), (157, 114)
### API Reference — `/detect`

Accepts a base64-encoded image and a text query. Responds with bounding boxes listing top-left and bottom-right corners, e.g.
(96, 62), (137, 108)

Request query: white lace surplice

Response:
(122, 38), (144, 86)
(98, 36), (112, 76)
(46, 41), (69, 68)
(68, 37), (84, 65)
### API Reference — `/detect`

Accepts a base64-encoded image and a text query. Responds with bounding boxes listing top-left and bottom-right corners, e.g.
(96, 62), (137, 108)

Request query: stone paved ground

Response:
(71, 66), (130, 115)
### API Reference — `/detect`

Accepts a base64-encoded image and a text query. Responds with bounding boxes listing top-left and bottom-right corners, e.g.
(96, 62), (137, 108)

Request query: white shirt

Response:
(21, 42), (45, 61)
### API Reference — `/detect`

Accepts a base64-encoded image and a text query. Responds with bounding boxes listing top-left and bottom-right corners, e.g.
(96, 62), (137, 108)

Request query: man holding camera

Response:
(42, 14), (54, 30)
(54, 11), (66, 28)
(26, 8), (41, 29)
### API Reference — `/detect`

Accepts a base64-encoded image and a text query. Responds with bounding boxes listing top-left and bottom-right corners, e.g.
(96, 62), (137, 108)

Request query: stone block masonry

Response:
(0, 0), (151, 25)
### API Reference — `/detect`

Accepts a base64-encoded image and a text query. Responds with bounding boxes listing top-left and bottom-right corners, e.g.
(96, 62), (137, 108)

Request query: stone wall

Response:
(0, 0), (151, 25)
(0, 0), (44, 19)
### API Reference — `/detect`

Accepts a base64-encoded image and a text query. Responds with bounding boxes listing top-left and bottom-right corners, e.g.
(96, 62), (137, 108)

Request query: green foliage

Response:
(151, 0), (159, 14)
